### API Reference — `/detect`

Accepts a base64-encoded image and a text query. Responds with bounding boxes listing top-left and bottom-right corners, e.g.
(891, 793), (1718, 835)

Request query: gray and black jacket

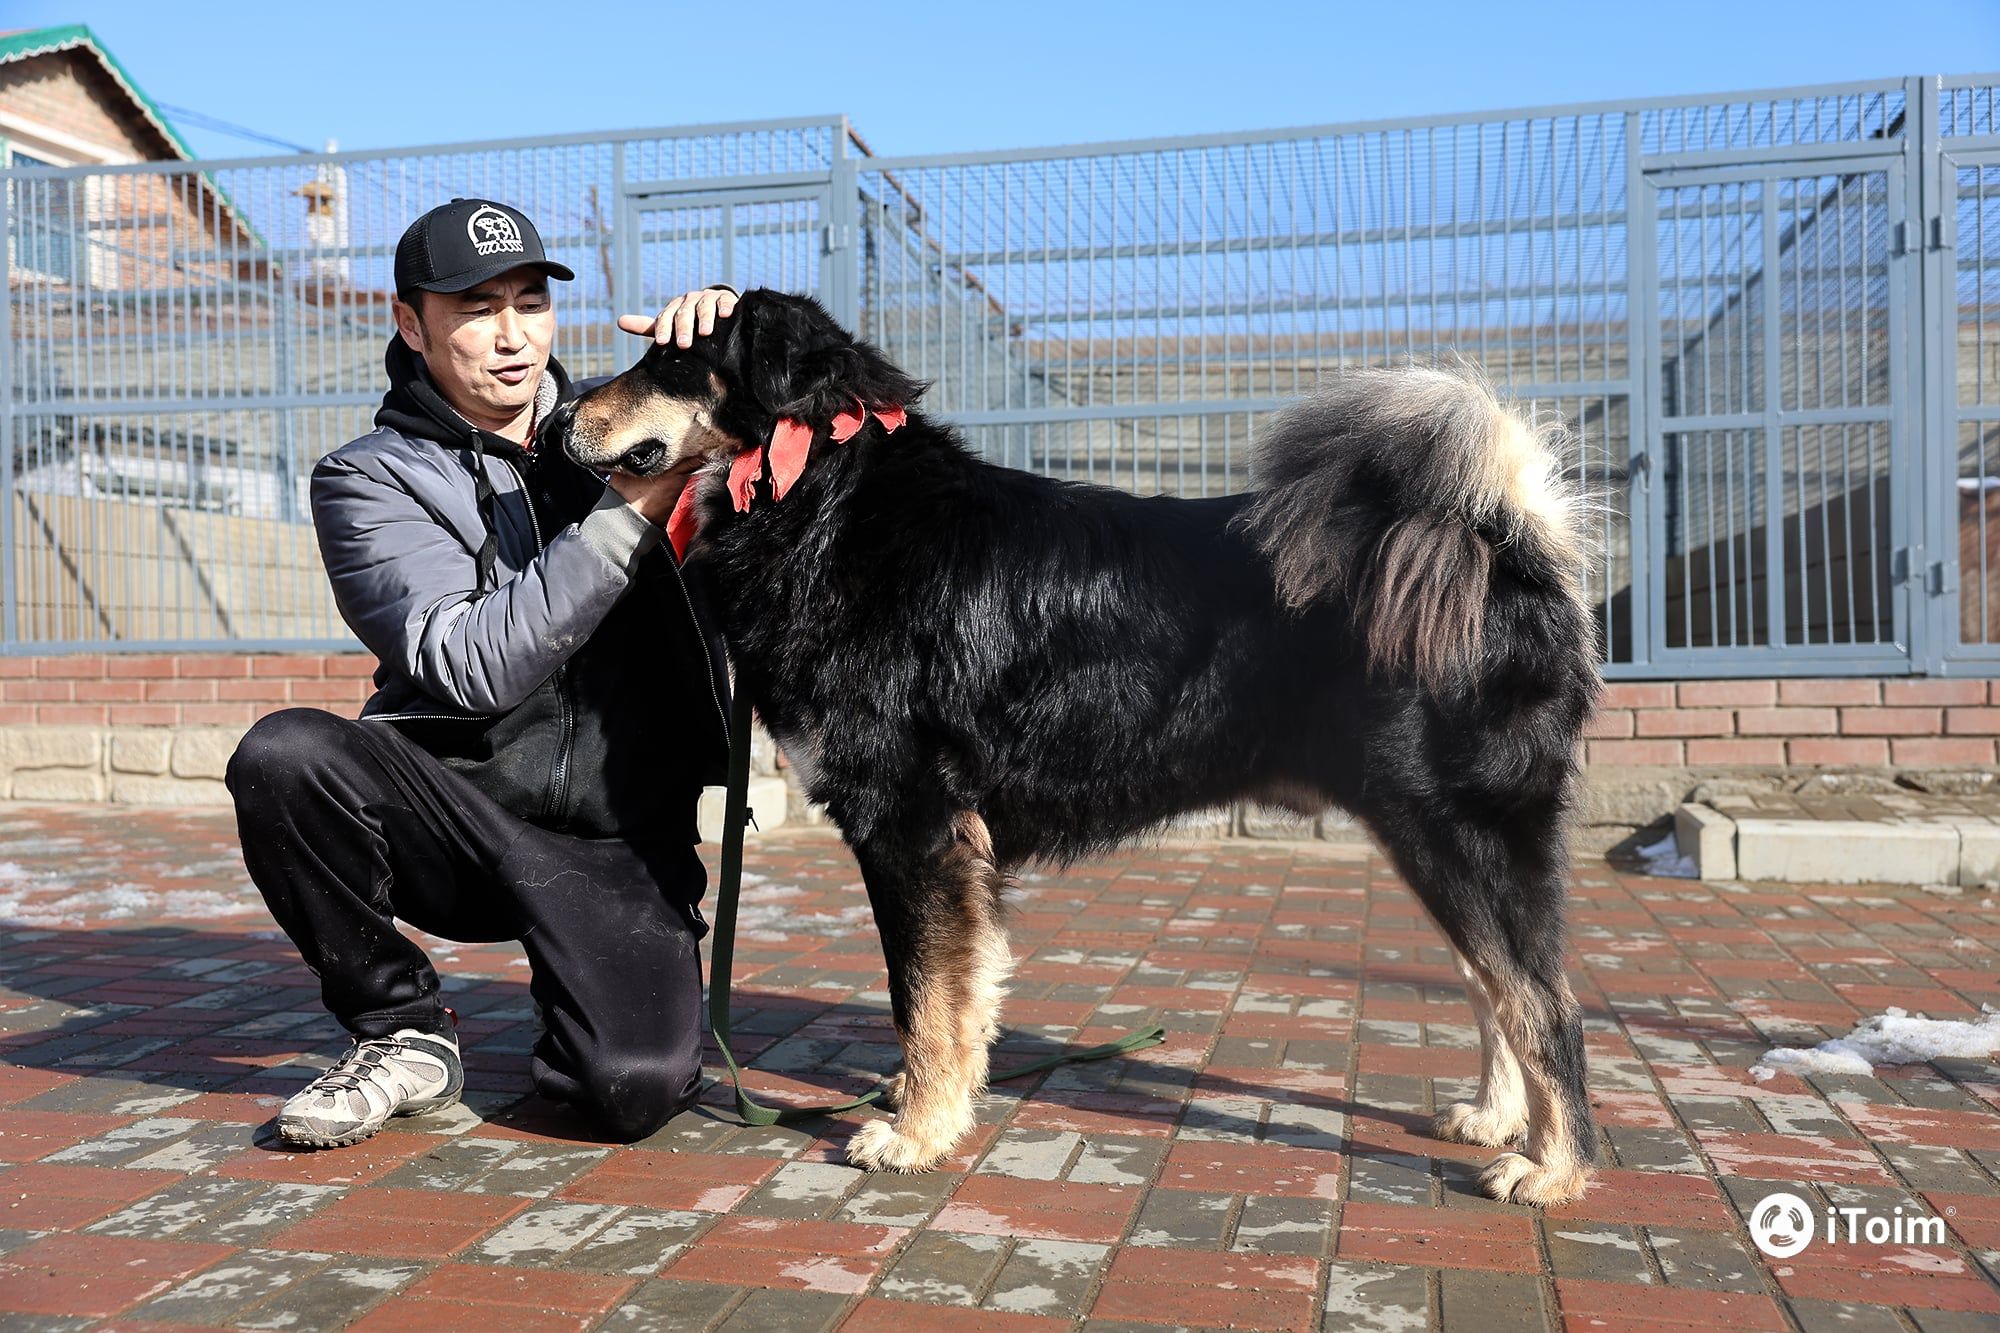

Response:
(309, 338), (731, 841)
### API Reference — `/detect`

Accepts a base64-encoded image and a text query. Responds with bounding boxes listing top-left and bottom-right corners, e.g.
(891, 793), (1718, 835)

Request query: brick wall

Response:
(7, 656), (2000, 763)
(0, 48), (162, 159)
(1587, 679), (2000, 768)
(2, 656), (1997, 820)
(0, 654), (374, 729)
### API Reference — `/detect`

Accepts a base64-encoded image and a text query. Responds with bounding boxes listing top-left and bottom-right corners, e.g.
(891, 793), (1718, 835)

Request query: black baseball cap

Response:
(393, 197), (576, 297)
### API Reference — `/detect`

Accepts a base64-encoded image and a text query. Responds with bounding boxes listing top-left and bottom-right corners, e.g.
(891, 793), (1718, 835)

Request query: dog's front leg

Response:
(847, 813), (1013, 1173)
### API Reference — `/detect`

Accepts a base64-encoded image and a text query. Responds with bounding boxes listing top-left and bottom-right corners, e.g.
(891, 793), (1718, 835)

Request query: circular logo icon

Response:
(466, 205), (524, 258)
(1750, 1191), (1816, 1258)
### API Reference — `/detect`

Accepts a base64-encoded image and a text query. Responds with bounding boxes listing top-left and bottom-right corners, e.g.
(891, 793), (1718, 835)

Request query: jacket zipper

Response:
(499, 454), (574, 823)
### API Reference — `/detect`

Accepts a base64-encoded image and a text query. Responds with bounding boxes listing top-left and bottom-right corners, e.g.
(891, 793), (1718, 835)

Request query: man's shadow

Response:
(0, 921), (904, 1150)
(0, 920), (1496, 1181)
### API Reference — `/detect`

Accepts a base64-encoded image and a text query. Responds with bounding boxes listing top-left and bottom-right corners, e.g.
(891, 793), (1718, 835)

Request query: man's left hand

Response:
(617, 288), (737, 349)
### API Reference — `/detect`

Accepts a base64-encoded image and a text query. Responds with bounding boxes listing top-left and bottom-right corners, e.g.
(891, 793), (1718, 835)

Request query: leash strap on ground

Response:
(708, 684), (1167, 1128)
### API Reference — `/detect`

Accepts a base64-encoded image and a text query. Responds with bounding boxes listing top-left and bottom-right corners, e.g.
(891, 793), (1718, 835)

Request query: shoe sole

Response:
(274, 1093), (462, 1150)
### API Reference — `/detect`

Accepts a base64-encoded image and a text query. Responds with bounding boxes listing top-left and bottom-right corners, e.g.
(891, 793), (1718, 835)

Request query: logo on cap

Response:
(467, 205), (525, 258)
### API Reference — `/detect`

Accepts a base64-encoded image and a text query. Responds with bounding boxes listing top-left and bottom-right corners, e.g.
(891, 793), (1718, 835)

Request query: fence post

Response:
(1909, 74), (1948, 676)
(0, 166), (15, 651)
(274, 266), (298, 523)
(1623, 109), (1654, 672)
(828, 122), (861, 332)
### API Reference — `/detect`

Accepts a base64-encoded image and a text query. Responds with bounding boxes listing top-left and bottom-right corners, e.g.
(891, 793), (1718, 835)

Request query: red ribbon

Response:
(664, 400), (905, 558)
(727, 448), (762, 513)
(665, 481), (701, 560)
(768, 417), (815, 501)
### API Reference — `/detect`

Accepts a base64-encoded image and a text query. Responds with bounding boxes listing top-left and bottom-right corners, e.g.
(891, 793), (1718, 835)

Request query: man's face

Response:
(394, 268), (555, 429)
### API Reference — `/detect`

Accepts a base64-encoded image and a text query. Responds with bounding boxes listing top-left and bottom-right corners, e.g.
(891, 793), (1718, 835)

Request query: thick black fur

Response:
(562, 289), (1604, 1195)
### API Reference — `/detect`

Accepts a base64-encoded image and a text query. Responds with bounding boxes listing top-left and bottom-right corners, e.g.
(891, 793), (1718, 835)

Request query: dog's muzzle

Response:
(619, 439), (668, 474)
(544, 400), (580, 460)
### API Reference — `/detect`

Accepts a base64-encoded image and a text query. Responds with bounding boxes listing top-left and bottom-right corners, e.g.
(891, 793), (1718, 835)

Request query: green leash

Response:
(708, 686), (1167, 1127)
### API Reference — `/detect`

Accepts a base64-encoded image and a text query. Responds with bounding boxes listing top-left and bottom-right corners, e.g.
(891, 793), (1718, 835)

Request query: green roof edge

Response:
(0, 24), (272, 252)
(0, 23), (198, 161)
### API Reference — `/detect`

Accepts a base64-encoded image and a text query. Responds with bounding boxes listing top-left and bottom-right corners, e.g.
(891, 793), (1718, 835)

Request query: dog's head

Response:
(556, 288), (924, 481)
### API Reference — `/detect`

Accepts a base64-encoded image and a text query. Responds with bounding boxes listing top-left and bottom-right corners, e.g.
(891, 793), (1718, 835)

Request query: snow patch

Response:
(1751, 1006), (2000, 1081)
(1633, 832), (1698, 879)
(0, 880), (261, 927)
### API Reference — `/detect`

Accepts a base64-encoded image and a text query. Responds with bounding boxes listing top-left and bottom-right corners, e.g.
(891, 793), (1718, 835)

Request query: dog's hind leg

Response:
(1363, 805), (1597, 1206)
(847, 811), (1013, 1173)
(1432, 948), (1529, 1148)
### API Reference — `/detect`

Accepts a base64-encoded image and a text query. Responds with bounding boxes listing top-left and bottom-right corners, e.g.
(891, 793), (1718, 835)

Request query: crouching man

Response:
(226, 197), (735, 1146)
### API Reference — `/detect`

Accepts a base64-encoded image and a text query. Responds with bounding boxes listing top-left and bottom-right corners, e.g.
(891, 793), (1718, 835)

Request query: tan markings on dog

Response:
(567, 372), (739, 471)
(848, 811), (1015, 1173)
(1432, 951), (1529, 1148)
(1470, 961), (1592, 1206)
(1368, 365), (1587, 582)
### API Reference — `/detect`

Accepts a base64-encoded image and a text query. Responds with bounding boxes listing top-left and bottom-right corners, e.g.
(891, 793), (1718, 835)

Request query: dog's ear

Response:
(733, 290), (926, 422)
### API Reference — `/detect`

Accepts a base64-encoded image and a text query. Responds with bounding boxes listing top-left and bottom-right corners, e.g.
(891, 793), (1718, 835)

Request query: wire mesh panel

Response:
(1775, 168), (1897, 648)
(628, 201), (728, 319)
(857, 110), (1637, 661)
(1663, 428), (1769, 649)
(1950, 153), (2000, 649)
(630, 193), (825, 317)
(5, 81), (1996, 675)
(2, 120), (841, 649)
(1647, 157), (1906, 666)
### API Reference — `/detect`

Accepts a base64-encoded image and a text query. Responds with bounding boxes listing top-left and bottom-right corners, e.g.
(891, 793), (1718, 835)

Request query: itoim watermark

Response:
(1749, 1190), (1950, 1259)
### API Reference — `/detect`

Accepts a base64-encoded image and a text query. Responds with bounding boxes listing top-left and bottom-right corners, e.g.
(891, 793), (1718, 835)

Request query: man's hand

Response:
(606, 467), (693, 526)
(617, 288), (737, 349)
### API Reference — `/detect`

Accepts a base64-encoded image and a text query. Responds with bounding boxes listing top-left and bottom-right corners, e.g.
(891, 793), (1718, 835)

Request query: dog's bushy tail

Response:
(1237, 365), (1589, 692)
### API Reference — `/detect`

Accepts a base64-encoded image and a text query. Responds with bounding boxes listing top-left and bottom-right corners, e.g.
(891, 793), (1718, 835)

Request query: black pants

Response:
(225, 707), (706, 1141)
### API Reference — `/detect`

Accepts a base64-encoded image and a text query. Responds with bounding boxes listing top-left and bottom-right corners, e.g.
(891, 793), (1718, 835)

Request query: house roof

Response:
(0, 22), (195, 161)
(0, 25), (274, 261)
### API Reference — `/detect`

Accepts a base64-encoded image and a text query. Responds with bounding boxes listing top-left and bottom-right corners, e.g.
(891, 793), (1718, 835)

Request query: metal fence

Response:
(5, 76), (1999, 678)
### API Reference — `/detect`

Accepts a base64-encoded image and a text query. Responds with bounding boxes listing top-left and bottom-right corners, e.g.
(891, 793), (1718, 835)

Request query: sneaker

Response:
(275, 1028), (463, 1148)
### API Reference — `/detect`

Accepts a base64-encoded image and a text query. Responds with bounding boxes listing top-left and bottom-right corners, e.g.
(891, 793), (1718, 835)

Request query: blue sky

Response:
(11, 1), (2000, 160)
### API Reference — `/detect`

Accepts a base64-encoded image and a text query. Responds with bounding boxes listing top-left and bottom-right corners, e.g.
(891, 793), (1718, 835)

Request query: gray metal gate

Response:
(619, 176), (847, 339)
(5, 79), (2000, 681)
(1639, 156), (1912, 675)
(1933, 132), (2000, 666)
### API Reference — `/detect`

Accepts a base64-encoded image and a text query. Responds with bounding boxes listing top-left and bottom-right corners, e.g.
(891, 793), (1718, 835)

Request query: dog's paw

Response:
(1477, 1151), (1591, 1207)
(877, 1073), (905, 1112)
(1433, 1100), (1527, 1148)
(846, 1117), (951, 1173)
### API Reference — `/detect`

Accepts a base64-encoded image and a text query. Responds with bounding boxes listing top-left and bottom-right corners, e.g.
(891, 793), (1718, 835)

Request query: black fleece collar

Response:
(375, 336), (573, 461)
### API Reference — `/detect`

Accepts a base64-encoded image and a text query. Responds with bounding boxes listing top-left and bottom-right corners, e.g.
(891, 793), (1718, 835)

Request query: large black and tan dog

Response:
(555, 289), (1602, 1205)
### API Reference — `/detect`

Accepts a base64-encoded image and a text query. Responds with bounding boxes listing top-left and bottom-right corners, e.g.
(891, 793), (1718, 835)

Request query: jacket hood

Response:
(375, 335), (572, 460)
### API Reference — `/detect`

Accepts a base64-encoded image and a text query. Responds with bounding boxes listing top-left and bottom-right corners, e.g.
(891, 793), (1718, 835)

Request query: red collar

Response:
(664, 400), (904, 559)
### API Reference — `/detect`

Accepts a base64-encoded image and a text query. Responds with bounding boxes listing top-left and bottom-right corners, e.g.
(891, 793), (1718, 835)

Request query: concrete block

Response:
(109, 775), (232, 807)
(1733, 817), (1958, 886)
(698, 776), (790, 844)
(172, 727), (248, 780)
(1674, 802), (1737, 881)
(1579, 771), (1694, 826)
(11, 768), (106, 802)
(6, 727), (102, 771)
(110, 730), (174, 775)
(1959, 824), (2000, 886)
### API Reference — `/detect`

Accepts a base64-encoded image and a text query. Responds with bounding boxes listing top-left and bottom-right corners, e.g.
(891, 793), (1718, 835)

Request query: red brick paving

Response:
(269, 1188), (529, 1258)
(0, 805), (1995, 1329)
